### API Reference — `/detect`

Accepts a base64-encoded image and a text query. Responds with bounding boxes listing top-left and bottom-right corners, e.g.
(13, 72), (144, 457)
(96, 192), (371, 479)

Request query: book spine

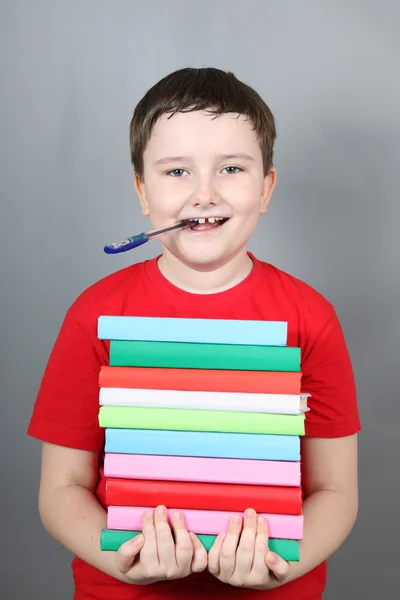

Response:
(103, 453), (301, 486)
(105, 478), (303, 514)
(104, 428), (301, 461)
(99, 387), (306, 415)
(109, 340), (301, 372)
(99, 366), (302, 394)
(98, 315), (288, 346)
(107, 506), (303, 539)
(100, 529), (300, 561)
(98, 406), (305, 436)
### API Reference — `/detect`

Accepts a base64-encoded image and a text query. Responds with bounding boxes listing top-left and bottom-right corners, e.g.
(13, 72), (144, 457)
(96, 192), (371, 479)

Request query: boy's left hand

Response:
(207, 509), (291, 590)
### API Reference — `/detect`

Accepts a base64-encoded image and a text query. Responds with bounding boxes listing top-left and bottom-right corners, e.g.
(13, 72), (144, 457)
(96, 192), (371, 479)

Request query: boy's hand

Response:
(115, 505), (207, 585)
(208, 509), (291, 590)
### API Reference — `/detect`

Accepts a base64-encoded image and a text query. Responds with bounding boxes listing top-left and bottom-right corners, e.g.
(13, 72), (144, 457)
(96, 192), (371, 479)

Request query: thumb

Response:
(265, 551), (291, 580)
(115, 534), (144, 574)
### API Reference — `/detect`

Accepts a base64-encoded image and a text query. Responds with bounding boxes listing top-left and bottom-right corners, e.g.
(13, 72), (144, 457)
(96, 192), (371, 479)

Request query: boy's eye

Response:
(167, 168), (187, 177)
(222, 166), (242, 174)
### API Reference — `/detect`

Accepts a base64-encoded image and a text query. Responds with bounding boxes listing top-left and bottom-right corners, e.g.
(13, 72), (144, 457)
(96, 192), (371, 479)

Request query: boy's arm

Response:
(284, 432), (359, 583)
(38, 442), (207, 585)
(38, 441), (132, 583)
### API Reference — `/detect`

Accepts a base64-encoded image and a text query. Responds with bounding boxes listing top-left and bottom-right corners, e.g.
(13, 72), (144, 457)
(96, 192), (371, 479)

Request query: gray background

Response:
(1, 1), (398, 598)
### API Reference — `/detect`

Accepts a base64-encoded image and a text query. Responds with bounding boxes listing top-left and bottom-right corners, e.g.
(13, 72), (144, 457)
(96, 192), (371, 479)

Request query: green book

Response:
(109, 340), (300, 372)
(98, 405), (305, 435)
(100, 529), (300, 561)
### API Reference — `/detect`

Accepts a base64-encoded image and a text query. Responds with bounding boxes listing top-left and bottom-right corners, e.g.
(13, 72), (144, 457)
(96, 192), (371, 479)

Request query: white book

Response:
(99, 387), (310, 415)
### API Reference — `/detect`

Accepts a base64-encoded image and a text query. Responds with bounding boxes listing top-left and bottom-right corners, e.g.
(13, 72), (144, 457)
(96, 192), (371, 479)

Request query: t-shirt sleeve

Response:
(300, 306), (361, 437)
(27, 302), (108, 451)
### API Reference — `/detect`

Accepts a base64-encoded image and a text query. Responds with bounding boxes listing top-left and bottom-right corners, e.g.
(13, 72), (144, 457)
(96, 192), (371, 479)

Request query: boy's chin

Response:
(171, 246), (242, 272)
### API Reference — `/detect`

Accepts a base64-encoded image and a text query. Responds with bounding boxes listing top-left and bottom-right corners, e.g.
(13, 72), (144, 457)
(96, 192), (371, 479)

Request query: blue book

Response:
(104, 428), (300, 461)
(97, 315), (287, 346)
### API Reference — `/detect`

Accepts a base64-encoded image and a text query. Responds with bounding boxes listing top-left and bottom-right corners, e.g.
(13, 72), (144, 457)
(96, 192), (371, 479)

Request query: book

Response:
(97, 315), (307, 562)
(98, 315), (288, 346)
(104, 428), (301, 461)
(100, 529), (300, 561)
(99, 366), (303, 394)
(98, 405), (305, 436)
(109, 340), (301, 372)
(105, 478), (303, 514)
(103, 453), (301, 486)
(100, 387), (309, 415)
(107, 506), (303, 539)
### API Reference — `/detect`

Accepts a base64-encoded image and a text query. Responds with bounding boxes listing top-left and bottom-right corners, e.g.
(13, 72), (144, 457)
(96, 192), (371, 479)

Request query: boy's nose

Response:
(192, 181), (218, 206)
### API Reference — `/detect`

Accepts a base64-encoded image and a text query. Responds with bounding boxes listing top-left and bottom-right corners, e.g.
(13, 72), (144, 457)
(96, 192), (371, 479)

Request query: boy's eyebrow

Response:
(153, 153), (255, 165)
(154, 156), (189, 165)
(219, 153), (255, 162)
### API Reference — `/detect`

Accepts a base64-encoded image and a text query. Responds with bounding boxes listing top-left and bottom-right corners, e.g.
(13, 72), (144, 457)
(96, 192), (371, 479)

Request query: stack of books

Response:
(97, 316), (309, 561)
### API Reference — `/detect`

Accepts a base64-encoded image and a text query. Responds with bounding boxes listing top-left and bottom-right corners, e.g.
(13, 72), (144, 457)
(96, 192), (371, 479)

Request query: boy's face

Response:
(135, 110), (275, 272)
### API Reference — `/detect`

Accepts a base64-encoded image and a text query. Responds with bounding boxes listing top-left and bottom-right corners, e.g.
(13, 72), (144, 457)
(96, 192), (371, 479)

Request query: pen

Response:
(103, 220), (195, 254)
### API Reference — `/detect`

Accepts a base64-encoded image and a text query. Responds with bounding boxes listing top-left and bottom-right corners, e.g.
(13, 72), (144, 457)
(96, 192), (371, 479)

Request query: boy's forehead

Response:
(146, 110), (259, 157)
(153, 110), (251, 133)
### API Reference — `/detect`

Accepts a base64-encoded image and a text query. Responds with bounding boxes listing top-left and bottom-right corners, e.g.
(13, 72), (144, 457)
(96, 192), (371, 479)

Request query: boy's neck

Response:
(157, 249), (253, 294)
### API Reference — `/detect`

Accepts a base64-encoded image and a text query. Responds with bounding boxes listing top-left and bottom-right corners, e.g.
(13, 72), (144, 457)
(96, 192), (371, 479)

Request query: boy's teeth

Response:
(190, 217), (225, 224)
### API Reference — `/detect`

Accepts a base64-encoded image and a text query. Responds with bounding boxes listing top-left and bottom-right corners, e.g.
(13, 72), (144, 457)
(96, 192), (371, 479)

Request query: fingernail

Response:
(267, 552), (278, 565)
(258, 516), (265, 526)
(232, 515), (241, 525)
(173, 511), (182, 521)
(157, 505), (166, 515)
(218, 532), (226, 542)
(146, 509), (153, 518)
(132, 534), (144, 545)
(245, 508), (256, 519)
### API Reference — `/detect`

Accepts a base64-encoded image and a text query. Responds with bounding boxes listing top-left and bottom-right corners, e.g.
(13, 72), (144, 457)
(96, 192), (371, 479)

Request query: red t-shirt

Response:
(27, 252), (361, 600)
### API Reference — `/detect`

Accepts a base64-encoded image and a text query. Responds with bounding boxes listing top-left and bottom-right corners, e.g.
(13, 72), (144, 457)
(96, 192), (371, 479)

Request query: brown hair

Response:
(129, 67), (276, 180)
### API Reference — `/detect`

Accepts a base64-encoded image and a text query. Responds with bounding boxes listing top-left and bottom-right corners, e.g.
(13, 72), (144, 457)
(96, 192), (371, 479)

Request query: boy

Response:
(27, 67), (361, 600)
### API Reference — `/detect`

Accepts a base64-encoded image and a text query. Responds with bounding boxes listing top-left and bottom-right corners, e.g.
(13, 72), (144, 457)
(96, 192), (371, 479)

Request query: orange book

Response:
(99, 366), (302, 394)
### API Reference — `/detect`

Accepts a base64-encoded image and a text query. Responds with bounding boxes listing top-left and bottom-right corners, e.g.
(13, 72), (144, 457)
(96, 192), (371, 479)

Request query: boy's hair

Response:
(129, 67), (276, 180)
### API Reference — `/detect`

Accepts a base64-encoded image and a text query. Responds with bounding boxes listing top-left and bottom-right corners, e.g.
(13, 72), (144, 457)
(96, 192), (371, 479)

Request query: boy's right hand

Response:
(115, 505), (208, 585)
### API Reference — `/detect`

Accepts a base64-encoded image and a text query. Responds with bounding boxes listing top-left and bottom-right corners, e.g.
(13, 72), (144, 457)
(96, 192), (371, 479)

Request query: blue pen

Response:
(103, 219), (195, 254)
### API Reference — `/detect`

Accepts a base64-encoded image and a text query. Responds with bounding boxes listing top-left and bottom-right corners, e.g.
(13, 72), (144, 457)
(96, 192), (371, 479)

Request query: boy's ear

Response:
(134, 173), (150, 217)
(260, 168), (277, 214)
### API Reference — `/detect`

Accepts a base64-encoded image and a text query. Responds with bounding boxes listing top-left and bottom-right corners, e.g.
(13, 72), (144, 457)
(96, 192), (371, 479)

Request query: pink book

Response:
(104, 453), (301, 487)
(107, 506), (303, 540)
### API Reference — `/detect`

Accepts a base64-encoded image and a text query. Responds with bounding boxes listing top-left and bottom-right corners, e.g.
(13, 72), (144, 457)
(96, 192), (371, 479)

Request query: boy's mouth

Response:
(186, 217), (229, 232)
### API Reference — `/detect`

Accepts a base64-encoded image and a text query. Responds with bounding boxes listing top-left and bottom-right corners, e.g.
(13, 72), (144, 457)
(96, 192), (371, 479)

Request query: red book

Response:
(99, 366), (302, 395)
(105, 478), (303, 515)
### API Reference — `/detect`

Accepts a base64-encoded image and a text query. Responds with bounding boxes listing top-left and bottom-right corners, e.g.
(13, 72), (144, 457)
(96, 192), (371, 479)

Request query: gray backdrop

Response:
(1, 1), (399, 598)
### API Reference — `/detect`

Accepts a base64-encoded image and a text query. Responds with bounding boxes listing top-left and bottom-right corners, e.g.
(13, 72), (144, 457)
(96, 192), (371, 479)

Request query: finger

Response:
(115, 534), (144, 574)
(265, 551), (291, 580)
(219, 514), (242, 580)
(153, 505), (176, 571)
(170, 510), (193, 572)
(251, 515), (270, 579)
(139, 508), (160, 567)
(189, 532), (208, 573)
(207, 532), (226, 576)
(235, 508), (257, 576)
